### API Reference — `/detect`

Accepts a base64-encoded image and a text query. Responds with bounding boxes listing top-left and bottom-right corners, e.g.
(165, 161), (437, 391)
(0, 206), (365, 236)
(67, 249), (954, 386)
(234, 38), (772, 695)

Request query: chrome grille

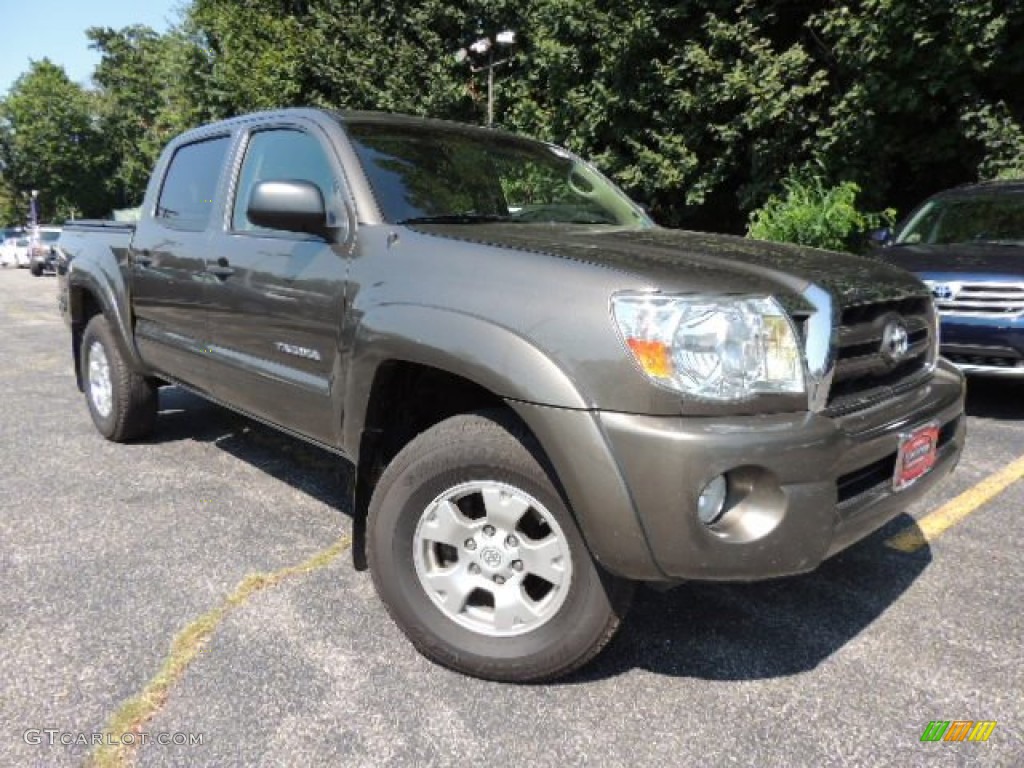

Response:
(924, 280), (1024, 317)
(826, 297), (934, 415)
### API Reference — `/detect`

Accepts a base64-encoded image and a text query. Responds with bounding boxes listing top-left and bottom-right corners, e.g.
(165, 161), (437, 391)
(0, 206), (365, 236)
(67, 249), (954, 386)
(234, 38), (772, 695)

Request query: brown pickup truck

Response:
(59, 109), (965, 681)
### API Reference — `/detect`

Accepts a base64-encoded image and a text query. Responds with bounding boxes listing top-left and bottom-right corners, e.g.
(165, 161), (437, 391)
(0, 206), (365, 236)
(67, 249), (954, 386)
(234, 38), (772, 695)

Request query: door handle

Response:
(134, 249), (152, 267)
(207, 257), (234, 279)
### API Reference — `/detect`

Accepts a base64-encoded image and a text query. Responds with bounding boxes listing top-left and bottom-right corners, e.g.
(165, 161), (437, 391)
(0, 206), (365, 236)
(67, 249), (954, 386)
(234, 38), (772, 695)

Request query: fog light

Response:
(697, 475), (728, 525)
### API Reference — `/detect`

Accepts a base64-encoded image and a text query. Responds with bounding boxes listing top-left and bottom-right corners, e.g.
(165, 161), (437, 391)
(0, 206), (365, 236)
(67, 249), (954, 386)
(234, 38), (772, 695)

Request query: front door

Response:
(205, 125), (352, 446)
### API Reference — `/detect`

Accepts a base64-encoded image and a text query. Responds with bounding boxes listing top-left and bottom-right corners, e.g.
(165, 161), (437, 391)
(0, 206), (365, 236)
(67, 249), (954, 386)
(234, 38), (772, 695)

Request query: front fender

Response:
(342, 304), (664, 580)
(342, 304), (588, 450)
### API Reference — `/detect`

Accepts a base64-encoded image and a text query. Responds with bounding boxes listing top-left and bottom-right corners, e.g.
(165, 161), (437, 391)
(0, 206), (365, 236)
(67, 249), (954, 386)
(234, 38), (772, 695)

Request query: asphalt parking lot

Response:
(1, 267), (1022, 767)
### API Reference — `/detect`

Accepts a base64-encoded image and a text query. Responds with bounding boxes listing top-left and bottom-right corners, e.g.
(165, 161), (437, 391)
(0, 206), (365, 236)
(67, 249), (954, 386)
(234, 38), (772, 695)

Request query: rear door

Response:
(131, 134), (233, 394)
(204, 122), (353, 445)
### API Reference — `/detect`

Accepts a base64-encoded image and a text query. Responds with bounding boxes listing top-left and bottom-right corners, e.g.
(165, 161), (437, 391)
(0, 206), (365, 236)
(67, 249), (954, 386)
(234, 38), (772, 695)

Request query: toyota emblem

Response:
(881, 320), (910, 364)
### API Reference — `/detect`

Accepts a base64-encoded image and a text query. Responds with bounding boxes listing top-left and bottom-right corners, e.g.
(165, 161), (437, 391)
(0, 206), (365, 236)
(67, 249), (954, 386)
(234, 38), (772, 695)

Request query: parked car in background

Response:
(29, 226), (63, 276)
(876, 181), (1024, 376)
(1, 235), (31, 268)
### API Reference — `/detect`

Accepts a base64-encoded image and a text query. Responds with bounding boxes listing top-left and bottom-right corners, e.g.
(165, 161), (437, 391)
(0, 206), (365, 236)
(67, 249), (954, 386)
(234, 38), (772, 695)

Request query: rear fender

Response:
(67, 253), (145, 387)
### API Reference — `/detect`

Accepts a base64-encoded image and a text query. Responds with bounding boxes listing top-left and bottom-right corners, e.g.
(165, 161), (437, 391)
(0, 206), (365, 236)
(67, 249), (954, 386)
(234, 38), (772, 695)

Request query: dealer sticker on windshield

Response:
(894, 423), (940, 491)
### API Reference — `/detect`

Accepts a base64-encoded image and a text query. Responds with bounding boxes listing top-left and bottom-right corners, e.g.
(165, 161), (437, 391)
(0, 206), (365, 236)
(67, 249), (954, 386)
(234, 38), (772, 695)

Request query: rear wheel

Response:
(367, 411), (633, 682)
(30, 262), (42, 276)
(81, 315), (157, 442)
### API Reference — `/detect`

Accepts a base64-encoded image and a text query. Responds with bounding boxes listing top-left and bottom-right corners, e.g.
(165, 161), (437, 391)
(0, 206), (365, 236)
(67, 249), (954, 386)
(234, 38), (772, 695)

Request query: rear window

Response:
(155, 136), (231, 231)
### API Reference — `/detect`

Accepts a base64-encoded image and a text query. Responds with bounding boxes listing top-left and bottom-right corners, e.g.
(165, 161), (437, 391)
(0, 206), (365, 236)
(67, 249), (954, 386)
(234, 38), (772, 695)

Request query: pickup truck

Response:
(59, 108), (966, 682)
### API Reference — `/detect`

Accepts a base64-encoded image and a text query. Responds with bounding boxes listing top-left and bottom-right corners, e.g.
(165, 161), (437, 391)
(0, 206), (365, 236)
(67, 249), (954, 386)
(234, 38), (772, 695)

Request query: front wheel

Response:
(81, 315), (157, 442)
(367, 411), (633, 682)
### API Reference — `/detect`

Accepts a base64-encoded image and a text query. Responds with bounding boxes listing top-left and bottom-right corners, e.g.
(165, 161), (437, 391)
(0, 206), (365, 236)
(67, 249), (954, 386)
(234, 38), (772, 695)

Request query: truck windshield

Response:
(895, 194), (1024, 246)
(344, 121), (651, 229)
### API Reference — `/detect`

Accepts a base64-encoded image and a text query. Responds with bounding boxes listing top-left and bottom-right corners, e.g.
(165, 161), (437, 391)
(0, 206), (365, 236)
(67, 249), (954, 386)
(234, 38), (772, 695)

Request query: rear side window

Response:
(155, 136), (231, 231)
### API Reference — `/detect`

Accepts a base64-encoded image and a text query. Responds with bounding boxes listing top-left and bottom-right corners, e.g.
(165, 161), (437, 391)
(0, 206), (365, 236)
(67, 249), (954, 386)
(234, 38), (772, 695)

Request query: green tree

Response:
(45, 0), (1024, 233)
(0, 60), (113, 221)
(88, 25), (174, 206)
(807, 0), (1024, 213)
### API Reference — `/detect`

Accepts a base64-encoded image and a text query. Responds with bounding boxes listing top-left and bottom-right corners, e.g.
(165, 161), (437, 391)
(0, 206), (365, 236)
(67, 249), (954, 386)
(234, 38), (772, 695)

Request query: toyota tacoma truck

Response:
(59, 109), (965, 682)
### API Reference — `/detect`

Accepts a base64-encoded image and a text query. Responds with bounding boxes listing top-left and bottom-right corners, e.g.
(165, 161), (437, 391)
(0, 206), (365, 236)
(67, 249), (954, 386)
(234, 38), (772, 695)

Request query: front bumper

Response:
(594, 360), (965, 581)
(511, 361), (964, 583)
(938, 314), (1024, 376)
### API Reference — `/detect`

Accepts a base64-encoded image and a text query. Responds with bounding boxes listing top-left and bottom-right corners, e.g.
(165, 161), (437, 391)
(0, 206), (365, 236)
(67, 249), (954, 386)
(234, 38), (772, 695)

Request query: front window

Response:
(896, 194), (1024, 245)
(232, 128), (340, 233)
(344, 121), (651, 229)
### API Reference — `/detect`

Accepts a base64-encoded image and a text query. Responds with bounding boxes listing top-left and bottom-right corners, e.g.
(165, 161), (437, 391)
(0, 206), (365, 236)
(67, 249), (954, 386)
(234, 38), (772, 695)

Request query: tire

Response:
(81, 314), (158, 442)
(367, 411), (634, 682)
(30, 262), (42, 276)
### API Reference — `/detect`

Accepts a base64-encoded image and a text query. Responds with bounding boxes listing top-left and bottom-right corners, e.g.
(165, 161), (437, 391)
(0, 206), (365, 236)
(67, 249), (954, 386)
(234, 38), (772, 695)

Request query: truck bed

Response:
(59, 221), (135, 263)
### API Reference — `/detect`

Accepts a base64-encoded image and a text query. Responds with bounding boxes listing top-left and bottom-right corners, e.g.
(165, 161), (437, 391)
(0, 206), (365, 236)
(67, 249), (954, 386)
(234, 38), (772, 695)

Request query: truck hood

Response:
(412, 223), (926, 309)
(879, 242), (1024, 278)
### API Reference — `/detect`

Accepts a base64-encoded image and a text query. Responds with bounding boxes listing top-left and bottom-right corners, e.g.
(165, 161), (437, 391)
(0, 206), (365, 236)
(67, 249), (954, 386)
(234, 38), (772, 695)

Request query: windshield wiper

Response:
(398, 213), (510, 225)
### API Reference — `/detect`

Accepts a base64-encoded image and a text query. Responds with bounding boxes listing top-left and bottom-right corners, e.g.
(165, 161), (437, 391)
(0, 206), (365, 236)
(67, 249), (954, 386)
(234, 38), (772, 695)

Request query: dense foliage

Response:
(0, 61), (113, 221)
(1, 0), (1022, 239)
(747, 174), (894, 252)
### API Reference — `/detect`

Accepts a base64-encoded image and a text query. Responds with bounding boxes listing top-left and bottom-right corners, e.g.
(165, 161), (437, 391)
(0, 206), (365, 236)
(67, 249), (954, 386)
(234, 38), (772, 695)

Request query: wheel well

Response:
(360, 360), (509, 475)
(352, 361), (511, 533)
(71, 288), (103, 391)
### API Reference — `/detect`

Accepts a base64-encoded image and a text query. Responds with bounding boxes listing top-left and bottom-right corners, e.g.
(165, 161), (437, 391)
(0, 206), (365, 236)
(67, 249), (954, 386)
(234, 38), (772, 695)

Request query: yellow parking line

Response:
(90, 536), (351, 768)
(886, 454), (1024, 553)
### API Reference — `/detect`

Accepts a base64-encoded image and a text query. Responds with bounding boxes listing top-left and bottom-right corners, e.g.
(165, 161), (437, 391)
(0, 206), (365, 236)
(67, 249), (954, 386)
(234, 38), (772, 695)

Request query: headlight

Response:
(611, 293), (805, 401)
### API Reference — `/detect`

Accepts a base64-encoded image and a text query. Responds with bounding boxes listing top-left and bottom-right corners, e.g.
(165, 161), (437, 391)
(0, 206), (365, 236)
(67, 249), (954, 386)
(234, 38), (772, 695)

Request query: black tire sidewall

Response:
(369, 416), (623, 680)
(81, 317), (122, 439)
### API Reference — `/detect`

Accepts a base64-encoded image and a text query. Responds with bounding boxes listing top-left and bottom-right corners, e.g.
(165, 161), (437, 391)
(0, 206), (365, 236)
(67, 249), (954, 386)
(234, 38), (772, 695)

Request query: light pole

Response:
(29, 190), (39, 229)
(455, 29), (517, 127)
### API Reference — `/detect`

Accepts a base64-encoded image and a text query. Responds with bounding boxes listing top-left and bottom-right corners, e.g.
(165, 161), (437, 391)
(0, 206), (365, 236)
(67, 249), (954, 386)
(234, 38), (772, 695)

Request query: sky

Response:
(0, 0), (183, 96)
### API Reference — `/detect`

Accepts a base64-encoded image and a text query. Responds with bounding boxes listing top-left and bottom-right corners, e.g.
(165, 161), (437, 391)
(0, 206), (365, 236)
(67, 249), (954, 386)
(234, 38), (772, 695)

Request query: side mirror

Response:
(247, 180), (328, 237)
(867, 227), (894, 248)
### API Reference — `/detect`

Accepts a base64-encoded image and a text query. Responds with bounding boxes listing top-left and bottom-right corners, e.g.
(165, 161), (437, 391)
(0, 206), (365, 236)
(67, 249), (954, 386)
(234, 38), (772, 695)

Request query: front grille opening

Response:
(933, 281), (1024, 317)
(827, 296), (934, 413)
(836, 416), (959, 506)
(828, 358), (927, 403)
(842, 324), (929, 360)
(837, 454), (896, 505)
(841, 297), (929, 326)
(944, 346), (1024, 369)
(938, 416), (960, 449)
(947, 353), (1024, 369)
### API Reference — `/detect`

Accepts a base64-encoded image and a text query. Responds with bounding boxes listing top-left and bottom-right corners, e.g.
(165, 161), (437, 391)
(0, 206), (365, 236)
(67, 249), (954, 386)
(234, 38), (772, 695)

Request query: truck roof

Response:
(172, 107), (540, 147)
(935, 180), (1024, 198)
